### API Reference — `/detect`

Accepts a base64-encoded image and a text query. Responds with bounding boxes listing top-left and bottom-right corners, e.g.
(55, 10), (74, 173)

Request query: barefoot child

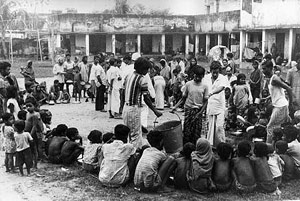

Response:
(232, 141), (256, 193)
(267, 144), (284, 187)
(14, 120), (33, 176)
(252, 142), (277, 193)
(2, 113), (16, 172)
(212, 142), (233, 191)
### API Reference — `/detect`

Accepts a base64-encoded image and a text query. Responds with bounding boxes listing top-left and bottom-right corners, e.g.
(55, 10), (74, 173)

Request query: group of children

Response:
(80, 122), (300, 195)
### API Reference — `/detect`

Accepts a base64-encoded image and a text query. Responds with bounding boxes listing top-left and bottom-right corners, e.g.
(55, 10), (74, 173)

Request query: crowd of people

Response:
(1, 49), (300, 196)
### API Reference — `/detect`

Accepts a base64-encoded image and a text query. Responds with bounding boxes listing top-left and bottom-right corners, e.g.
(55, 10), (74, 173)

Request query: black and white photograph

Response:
(0, 0), (300, 200)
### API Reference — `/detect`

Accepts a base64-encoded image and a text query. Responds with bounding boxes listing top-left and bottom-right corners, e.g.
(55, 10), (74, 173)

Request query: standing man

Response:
(262, 60), (293, 143)
(20, 60), (36, 91)
(53, 57), (65, 92)
(63, 54), (74, 95)
(123, 57), (162, 149)
(286, 56), (300, 111)
(94, 56), (107, 112)
(0, 62), (12, 115)
(204, 61), (227, 147)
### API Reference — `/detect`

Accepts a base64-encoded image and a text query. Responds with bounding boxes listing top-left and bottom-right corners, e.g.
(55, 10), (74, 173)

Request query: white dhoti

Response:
(207, 111), (225, 147)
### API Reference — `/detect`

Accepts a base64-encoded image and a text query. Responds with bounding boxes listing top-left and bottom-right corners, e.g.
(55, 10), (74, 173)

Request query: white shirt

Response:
(53, 63), (65, 83)
(203, 73), (227, 115)
(269, 74), (288, 107)
(107, 66), (122, 90)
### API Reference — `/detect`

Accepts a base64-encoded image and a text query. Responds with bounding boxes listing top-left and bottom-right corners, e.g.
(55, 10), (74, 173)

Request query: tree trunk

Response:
(1, 28), (7, 59)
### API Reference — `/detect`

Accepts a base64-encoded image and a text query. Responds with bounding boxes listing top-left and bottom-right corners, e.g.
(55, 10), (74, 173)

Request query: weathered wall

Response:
(152, 35), (161, 53)
(75, 34), (85, 47)
(106, 35), (112, 52)
(205, 0), (240, 14)
(241, 0), (300, 29)
(173, 35), (183, 51)
(194, 10), (240, 33)
(54, 14), (194, 34)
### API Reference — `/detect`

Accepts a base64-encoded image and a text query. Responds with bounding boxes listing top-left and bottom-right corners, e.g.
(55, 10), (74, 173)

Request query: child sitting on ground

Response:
(14, 120), (33, 176)
(187, 138), (215, 194)
(173, 142), (195, 189)
(134, 130), (176, 192)
(231, 141), (256, 193)
(2, 113), (16, 172)
(48, 80), (63, 104)
(275, 140), (296, 181)
(83, 130), (102, 173)
(283, 125), (300, 175)
(99, 124), (136, 187)
(252, 142), (277, 193)
(267, 143), (284, 187)
(212, 142), (233, 192)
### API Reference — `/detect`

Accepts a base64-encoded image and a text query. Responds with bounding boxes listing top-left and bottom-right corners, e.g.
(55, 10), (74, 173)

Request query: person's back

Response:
(48, 136), (68, 163)
(60, 140), (83, 165)
(276, 140), (296, 181)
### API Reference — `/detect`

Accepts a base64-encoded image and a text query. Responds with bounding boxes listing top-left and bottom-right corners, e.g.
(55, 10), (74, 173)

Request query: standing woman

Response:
(153, 67), (166, 110)
(205, 61), (227, 147)
(249, 60), (263, 103)
(172, 66), (208, 144)
(185, 57), (197, 81)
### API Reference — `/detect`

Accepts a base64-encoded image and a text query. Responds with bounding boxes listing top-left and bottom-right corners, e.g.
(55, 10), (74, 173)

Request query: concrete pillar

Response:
(185, 34), (189, 55)
(137, 34), (141, 54)
(239, 31), (245, 62)
(112, 34), (116, 55)
(195, 34), (199, 55)
(217, 34), (222, 45)
(245, 32), (249, 47)
(288, 28), (293, 63)
(206, 34), (210, 56)
(85, 34), (89, 56)
(161, 34), (165, 55)
(262, 29), (266, 54)
(56, 33), (61, 48)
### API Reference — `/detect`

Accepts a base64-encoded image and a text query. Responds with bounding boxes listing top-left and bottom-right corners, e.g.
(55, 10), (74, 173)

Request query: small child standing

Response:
(6, 85), (21, 120)
(252, 142), (277, 193)
(232, 141), (256, 193)
(73, 65), (82, 103)
(275, 140), (296, 181)
(2, 113), (16, 172)
(267, 143), (284, 187)
(83, 130), (103, 173)
(212, 142), (233, 192)
(14, 120), (33, 176)
(232, 73), (250, 116)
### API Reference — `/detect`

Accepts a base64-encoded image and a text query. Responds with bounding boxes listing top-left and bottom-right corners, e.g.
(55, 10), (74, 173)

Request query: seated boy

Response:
(98, 124), (136, 187)
(275, 140), (296, 181)
(212, 142), (233, 192)
(283, 125), (300, 175)
(49, 80), (63, 104)
(231, 141), (256, 193)
(134, 130), (176, 192)
(60, 128), (84, 165)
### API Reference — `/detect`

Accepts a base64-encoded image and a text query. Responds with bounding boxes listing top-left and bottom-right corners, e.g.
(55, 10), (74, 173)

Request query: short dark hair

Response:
(262, 60), (273, 69)
(17, 110), (27, 121)
(14, 120), (25, 132)
(193, 65), (205, 77)
(2, 112), (13, 122)
(103, 132), (114, 143)
(6, 85), (17, 99)
(283, 125), (299, 142)
(275, 140), (288, 154)
(134, 57), (152, 74)
(55, 124), (68, 136)
(267, 143), (274, 154)
(210, 61), (221, 72)
(88, 130), (102, 143)
(237, 141), (251, 157)
(254, 142), (268, 158)
(109, 58), (116, 66)
(66, 127), (79, 141)
(54, 80), (59, 84)
(217, 142), (233, 160)
(227, 53), (233, 59)
(273, 128), (283, 142)
(180, 142), (196, 159)
(114, 124), (130, 142)
(0, 61), (11, 70)
(123, 55), (131, 61)
(147, 130), (164, 149)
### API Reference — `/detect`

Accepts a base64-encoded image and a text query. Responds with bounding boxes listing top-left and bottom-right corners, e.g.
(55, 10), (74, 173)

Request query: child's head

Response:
(267, 143), (274, 154)
(283, 125), (299, 143)
(87, 130), (102, 144)
(17, 110), (27, 121)
(217, 142), (233, 160)
(195, 138), (212, 155)
(55, 124), (68, 136)
(237, 73), (246, 85)
(273, 128), (283, 142)
(172, 69), (179, 77)
(2, 112), (14, 126)
(6, 85), (17, 99)
(14, 120), (25, 133)
(25, 102), (35, 113)
(193, 65), (205, 83)
(225, 87), (231, 99)
(254, 142), (268, 158)
(66, 127), (80, 141)
(114, 124), (130, 143)
(275, 140), (288, 154)
(237, 141), (252, 157)
(180, 142), (196, 159)
(262, 89), (269, 98)
(147, 130), (164, 150)
(102, 132), (114, 143)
